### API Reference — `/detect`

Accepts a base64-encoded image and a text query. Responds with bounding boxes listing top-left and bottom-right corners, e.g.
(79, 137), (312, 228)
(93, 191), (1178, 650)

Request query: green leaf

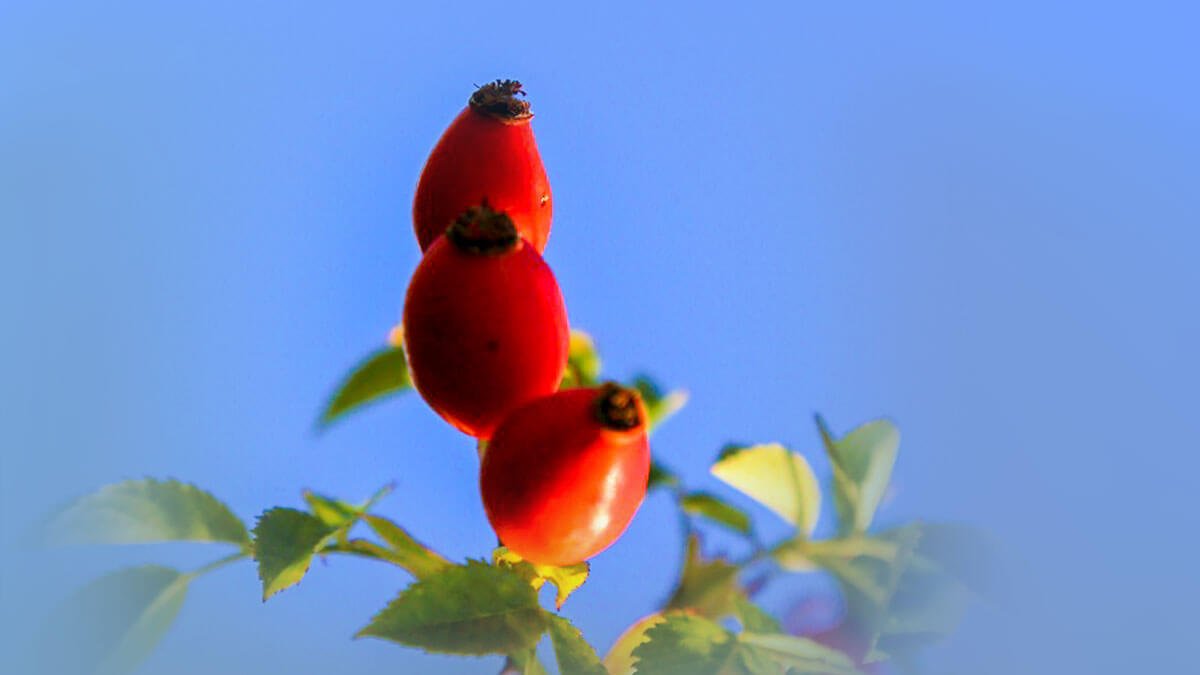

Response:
(37, 565), (189, 675)
(737, 632), (860, 674)
(899, 522), (999, 598)
(665, 535), (740, 619)
(710, 443), (822, 536)
(303, 483), (394, 528)
(647, 461), (680, 491)
(41, 478), (249, 547)
(818, 416), (899, 534)
(561, 330), (603, 388)
(303, 491), (360, 528)
(604, 613), (669, 675)
(509, 648), (551, 675)
(318, 346), (411, 428)
(253, 508), (335, 600)
(631, 614), (858, 675)
(547, 615), (608, 675)
(364, 514), (452, 579)
(733, 594), (781, 634)
(357, 560), (547, 655)
(631, 375), (688, 433)
(680, 492), (753, 535)
(494, 546), (589, 609)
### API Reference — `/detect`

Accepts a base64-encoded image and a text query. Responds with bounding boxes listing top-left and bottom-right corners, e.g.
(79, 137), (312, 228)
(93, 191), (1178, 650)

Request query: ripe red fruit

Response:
(402, 205), (568, 439)
(480, 384), (651, 565)
(413, 80), (552, 253)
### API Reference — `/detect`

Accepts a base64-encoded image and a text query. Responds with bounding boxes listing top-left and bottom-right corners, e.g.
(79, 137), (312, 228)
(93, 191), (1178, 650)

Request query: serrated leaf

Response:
(357, 560), (547, 655)
(548, 615), (607, 675)
(680, 492), (752, 535)
(711, 443), (821, 536)
(318, 346), (411, 428)
(494, 547), (589, 609)
(41, 478), (249, 547)
(37, 565), (189, 675)
(631, 614), (858, 675)
(253, 508), (335, 600)
(733, 594), (781, 634)
(561, 330), (602, 388)
(665, 535), (739, 618)
(647, 461), (679, 491)
(604, 613), (669, 675)
(631, 375), (688, 433)
(818, 416), (899, 534)
(364, 514), (451, 579)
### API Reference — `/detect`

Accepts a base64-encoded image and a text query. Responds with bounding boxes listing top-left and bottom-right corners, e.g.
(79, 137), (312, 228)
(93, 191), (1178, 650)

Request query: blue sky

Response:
(3, 2), (1198, 673)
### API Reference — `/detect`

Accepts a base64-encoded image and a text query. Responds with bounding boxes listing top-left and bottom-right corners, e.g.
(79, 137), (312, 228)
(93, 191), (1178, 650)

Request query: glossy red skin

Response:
(402, 235), (568, 439)
(413, 108), (552, 253)
(480, 388), (651, 566)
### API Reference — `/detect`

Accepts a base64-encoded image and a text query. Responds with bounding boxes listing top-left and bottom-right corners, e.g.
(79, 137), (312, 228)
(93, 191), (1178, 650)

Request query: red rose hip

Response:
(402, 205), (568, 439)
(480, 384), (651, 565)
(413, 80), (552, 253)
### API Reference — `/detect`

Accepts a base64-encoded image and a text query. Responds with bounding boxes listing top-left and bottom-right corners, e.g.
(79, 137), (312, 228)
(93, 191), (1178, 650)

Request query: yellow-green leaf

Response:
(603, 613), (668, 675)
(493, 546), (589, 610)
(364, 515), (452, 580)
(631, 375), (688, 433)
(561, 330), (602, 388)
(711, 443), (821, 536)
(318, 346), (411, 429)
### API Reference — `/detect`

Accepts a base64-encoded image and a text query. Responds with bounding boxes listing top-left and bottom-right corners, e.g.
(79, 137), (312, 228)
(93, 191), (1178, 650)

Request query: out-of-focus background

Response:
(3, 2), (1197, 673)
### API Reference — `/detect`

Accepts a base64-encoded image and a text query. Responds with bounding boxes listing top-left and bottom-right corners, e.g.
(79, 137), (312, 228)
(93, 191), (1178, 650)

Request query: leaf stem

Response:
(188, 550), (250, 579)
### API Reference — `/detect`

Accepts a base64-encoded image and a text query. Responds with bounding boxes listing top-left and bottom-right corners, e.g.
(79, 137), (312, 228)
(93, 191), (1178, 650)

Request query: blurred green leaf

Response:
(508, 648), (551, 675)
(365, 515), (452, 579)
(561, 330), (602, 388)
(894, 522), (999, 598)
(37, 565), (189, 675)
(631, 614), (858, 675)
(494, 546), (589, 610)
(647, 461), (680, 492)
(631, 375), (688, 433)
(711, 443), (821, 536)
(41, 478), (249, 547)
(357, 560), (547, 655)
(680, 492), (752, 535)
(253, 508), (335, 600)
(318, 346), (411, 429)
(665, 535), (739, 619)
(733, 594), (782, 634)
(817, 416), (899, 534)
(547, 615), (607, 675)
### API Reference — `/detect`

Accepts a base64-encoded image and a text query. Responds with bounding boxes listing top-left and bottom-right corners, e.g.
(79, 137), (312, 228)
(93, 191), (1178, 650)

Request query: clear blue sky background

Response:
(2, 2), (1197, 674)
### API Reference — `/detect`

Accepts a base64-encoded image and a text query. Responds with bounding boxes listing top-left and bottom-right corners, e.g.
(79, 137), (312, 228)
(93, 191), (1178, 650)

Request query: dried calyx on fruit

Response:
(412, 78), (552, 253)
(468, 79), (533, 122)
(446, 204), (521, 255)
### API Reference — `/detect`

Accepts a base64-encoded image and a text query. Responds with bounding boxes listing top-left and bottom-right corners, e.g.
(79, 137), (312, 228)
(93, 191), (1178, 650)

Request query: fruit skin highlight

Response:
(480, 384), (651, 566)
(413, 80), (552, 253)
(402, 205), (568, 440)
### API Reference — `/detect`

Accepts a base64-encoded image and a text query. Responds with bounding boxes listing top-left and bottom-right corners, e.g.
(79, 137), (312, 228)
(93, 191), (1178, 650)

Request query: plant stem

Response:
(189, 550), (250, 578)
